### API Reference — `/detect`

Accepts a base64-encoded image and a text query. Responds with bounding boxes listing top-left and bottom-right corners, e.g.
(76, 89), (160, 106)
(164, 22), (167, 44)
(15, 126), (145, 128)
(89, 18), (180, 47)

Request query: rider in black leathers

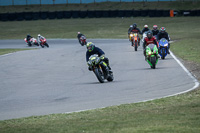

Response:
(86, 42), (112, 74)
(152, 25), (159, 37)
(77, 32), (85, 44)
(128, 23), (142, 45)
(157, 27), (171, 54)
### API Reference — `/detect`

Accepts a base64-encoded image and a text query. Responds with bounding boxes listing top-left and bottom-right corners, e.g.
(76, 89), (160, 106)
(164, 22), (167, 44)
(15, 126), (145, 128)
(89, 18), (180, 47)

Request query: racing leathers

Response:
(143, 36), (159, 57)
(142, 28), (150, 34)
(37, 35), (45, 45)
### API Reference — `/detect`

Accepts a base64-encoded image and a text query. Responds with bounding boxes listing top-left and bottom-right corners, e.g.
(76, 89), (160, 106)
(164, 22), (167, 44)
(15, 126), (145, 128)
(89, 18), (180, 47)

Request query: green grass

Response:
(0, 17), (200, 132)
(0, 48), (34, 55)
(0, 88), (200, 133)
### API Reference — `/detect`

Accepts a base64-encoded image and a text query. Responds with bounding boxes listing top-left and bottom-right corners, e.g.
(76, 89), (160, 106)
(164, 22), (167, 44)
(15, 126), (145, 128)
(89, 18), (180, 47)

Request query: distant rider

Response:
(37, 34), (49, 48)
(143, 31), (159, 59)
(157, 27), (170, 54)
(86, 42), (112, 73)
(128, 25), (133, 39)
(26, 34), (32, 41)
(152, 25), (159, 37)
(77, 32), (85, 44)
(142, 25), (150, 34)
(128, 23), (142, 45)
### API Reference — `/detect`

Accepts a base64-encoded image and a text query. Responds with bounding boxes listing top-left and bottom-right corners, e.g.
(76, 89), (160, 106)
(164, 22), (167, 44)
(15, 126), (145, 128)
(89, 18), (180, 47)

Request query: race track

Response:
(0, 39), (198, 120)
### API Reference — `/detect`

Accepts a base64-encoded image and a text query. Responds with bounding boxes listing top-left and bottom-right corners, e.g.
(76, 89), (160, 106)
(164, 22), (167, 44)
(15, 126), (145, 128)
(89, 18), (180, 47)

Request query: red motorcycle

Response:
(79, 35), (87, 46)
(39, 38), (49, 48)
(24, 37), (39, 47)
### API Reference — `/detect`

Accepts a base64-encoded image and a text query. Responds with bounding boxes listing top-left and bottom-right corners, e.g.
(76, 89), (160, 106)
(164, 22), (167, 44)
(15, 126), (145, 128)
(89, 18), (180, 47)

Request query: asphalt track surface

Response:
(0, 39), (198, 120)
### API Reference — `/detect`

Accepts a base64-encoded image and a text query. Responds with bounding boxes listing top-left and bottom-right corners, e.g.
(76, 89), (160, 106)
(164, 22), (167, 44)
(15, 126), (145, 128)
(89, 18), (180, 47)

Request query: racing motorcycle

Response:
(158, 38), (169, 59)
(79, 35), (87, 46)
(87, 54), (114, 83)
(39, 38), (49, 48)
(129, 32), (139, 51)
(145, 44), (159, 69)
(24, 37), (39, 47)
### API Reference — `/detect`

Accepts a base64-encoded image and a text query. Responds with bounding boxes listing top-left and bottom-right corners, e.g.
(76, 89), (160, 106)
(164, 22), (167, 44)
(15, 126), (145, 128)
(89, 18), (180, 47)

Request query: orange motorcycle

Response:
(129, 32), (140, 51)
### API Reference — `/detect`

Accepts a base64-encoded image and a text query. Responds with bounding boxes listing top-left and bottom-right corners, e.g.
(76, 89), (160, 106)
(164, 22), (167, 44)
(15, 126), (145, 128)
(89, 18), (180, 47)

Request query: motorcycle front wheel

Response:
(150, 56), (156, 69)
(94, 68), (105, 83)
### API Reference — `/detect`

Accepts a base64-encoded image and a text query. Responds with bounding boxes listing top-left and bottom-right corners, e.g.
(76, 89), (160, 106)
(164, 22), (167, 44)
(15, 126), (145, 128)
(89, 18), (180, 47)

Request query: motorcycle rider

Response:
(128, 23), (142, 45)
(26, 34), (32, 45)
(77, 32), (85, 44)
(128, 25), (133, 41)
(152, 25), (159, 37)
(86, 42), (112, 74)
(157, 27), (170, 54)
(142, 25), (150, 34)
(37, 34), (48, 47)
(143, 31), (159, 59)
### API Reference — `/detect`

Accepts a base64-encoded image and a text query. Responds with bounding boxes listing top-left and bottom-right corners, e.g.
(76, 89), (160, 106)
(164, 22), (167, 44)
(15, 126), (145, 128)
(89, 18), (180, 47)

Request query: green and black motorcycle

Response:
(87, 55), (114, 83)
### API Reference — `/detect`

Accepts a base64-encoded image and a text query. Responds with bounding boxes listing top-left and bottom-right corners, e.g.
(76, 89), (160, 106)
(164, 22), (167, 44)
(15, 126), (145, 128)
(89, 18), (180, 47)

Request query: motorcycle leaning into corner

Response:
(129, 32), (140, 51)
(145, 44), (159, 69)
(87, 54), (114, 83)
(158, 38), (169, 59)
(79, 35), (87, 46)
(24, 37), (39, 47)
(39, 38), (49, 48)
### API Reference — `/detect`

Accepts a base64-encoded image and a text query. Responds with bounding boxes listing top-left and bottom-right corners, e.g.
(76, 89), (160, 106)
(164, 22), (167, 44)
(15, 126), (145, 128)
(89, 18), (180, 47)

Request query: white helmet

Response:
(144, 25), (148, 28)
(38, 34), (41, 37)
(78, 32), (80, 34)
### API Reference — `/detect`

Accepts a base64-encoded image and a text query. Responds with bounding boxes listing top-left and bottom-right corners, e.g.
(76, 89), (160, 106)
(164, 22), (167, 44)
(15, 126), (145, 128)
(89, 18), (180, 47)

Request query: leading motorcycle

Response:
(87, 54), (114, 83)
(145, 44), (159, 69)
(39, 38), (49, 48)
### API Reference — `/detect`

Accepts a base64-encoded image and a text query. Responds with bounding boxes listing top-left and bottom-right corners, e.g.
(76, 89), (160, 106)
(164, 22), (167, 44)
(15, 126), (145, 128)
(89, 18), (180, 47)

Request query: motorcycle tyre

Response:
(161, 48), (165, 59)
(134, 41), (138, 51)
(107, 72), (114, 82)
(94, 68), (105, 83)
(150, 56), (156, 69)
(28, 42), (32, 47)
(45, 43), (49, 48)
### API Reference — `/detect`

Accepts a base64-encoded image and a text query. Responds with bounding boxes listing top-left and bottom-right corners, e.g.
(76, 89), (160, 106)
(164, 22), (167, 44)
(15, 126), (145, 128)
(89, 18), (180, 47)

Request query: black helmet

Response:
(147, 31), (152, 39)
(133, 23), (137, 28)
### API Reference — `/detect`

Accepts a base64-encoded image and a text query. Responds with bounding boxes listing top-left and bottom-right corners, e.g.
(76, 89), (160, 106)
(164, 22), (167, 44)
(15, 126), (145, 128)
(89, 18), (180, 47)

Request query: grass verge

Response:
(0, 17), (199, 132)
(0, 49), (34, 55)
(0, 88), (200, 133)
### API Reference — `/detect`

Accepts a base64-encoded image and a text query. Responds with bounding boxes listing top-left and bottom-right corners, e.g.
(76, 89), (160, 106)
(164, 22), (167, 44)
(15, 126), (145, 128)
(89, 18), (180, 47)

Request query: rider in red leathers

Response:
(143, 31), (159, 59)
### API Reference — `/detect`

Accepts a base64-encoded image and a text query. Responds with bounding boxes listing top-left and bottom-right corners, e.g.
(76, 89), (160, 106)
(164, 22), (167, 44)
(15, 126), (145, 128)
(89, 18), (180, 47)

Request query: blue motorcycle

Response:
(159, 38), (169, 59)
